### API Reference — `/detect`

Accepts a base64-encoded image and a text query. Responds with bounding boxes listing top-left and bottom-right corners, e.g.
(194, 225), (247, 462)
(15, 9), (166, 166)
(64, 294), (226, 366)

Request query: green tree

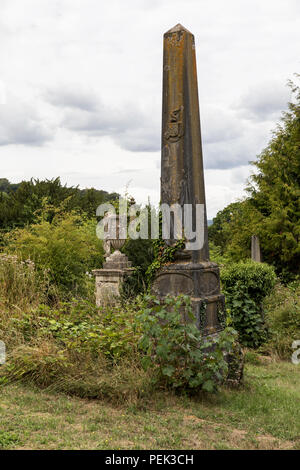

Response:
(0, 177), (120, 231)
(210, 79), (300, 279)
(245, 79), (300, 278)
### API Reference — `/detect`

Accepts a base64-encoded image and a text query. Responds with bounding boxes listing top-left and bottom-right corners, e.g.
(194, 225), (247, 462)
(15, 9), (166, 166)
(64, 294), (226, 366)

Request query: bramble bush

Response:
(136, 295), (238, 392)
(221, 261), (277, 348)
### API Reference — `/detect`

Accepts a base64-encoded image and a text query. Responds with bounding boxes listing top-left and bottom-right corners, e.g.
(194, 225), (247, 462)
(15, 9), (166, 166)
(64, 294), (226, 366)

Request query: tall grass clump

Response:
(0, 253), (47, 309)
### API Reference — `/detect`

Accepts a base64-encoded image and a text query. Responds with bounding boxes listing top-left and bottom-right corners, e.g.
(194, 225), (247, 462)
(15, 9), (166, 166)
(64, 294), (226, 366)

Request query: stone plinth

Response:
(93, 251), (133, 306)
(152, 261), (225, 335)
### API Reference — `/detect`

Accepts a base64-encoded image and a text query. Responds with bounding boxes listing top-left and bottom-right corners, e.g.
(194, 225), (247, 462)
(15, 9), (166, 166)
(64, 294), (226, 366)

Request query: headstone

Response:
(251, 235), (262, 262)
(152, 24), (224, 334)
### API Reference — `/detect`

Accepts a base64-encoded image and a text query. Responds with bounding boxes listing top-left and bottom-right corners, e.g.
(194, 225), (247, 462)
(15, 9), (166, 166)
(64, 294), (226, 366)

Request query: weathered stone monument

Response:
(251, 235), (262, 262)
(152, 24), (224, 334)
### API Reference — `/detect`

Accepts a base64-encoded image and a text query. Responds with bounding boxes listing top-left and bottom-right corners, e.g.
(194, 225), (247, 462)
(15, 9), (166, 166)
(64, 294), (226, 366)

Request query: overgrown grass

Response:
(262, 282), (300, 359)
(0, 296), (155, 404)
(0, 361), (299, 450)
(0, 253), (47, 308)
(0, 291), (238, 400)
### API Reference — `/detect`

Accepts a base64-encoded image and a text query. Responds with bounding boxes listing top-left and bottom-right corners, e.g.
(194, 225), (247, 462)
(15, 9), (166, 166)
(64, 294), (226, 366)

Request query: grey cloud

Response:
(201, 105), (242, 144)
(47, 86), (160, 153)
(203, 142), (250, 170)
(235, 81), (290, 121)
(45, 86), (98, 112)
(203, 123), (271, 170)
(0, 95), (52, 147)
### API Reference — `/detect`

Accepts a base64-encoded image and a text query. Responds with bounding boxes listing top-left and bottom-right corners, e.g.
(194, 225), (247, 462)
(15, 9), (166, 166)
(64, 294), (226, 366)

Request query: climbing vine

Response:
(145, 238), (185, 285)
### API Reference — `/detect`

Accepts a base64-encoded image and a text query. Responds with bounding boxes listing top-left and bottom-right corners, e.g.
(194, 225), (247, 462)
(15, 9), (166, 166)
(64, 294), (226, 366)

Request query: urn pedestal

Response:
(93, 250), (133, 307)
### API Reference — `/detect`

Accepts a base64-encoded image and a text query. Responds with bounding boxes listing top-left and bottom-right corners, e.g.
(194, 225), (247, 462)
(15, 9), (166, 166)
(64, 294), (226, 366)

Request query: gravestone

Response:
(152, 24), (224, 334)
(251, 235), (262, 262)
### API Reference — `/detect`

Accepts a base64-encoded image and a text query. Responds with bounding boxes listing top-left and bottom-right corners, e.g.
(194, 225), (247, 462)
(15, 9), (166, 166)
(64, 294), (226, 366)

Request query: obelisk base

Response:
(151, 261), (225, 335)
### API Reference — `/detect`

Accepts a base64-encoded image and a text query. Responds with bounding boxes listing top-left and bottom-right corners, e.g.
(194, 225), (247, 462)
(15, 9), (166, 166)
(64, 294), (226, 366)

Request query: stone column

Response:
(152, 24), (224, 334)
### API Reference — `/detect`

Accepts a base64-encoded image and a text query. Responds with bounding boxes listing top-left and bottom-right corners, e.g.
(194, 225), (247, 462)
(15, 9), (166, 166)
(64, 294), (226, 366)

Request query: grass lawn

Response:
(0, 360), (299, 450)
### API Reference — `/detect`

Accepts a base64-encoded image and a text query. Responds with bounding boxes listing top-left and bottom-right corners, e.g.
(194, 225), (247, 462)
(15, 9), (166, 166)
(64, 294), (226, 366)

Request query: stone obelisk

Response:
(152, 24), (224, 334)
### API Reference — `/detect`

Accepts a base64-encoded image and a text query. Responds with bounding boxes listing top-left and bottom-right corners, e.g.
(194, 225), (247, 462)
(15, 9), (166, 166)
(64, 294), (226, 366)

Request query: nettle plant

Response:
(136, 295), (237, 392)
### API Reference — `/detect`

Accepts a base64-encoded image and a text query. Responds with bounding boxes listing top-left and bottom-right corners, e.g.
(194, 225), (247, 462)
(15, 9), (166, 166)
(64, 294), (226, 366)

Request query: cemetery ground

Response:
(0, 359), (299, 450)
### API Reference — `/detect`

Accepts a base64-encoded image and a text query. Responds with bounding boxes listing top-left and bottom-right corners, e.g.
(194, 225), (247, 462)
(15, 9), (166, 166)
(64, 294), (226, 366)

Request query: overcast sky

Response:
(0, 0), (299, 218)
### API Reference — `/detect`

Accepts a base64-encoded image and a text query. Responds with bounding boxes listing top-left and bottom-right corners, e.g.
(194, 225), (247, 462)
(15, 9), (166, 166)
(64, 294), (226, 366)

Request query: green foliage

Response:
(0, 294), (238, 398)
(4, 209), (104, 297)
(244, 350), (263, 366)
(0, 177), (119, 232)
(221, 261), (277, 348)
(0, 297), (149, 401)
(136, 295), (238, 392)
(145, 238), (185, 284)
(209, 242), (231, 267)
(262, 281), (300, 359)
(0, 431), (21, 449)
(6, 299), (140, 359)
(208, 202), (245, 256)
(121, 238), (154, 297)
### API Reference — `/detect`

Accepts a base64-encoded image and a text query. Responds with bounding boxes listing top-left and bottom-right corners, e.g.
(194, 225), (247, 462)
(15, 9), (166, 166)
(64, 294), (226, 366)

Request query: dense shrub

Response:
(221, 261), (276, 348)
(137, 295), (238, 392)
(262, 281), (300, 359)
(4, 211), (104, 298)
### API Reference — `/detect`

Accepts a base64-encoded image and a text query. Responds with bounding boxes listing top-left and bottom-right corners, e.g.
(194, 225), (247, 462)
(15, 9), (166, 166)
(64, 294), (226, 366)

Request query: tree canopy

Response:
(0, 177), (119, 231)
